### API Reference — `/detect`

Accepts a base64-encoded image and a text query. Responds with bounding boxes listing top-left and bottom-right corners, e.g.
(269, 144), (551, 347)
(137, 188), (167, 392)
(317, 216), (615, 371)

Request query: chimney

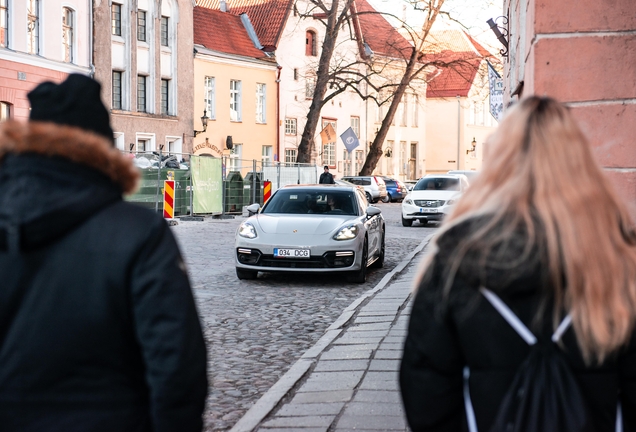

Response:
(220, 0), (227, 12)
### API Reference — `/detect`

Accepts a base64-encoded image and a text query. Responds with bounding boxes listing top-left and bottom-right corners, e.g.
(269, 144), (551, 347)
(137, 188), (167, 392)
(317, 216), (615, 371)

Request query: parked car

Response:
(401, 174), (469, 226)
(235, 184), (385, 283)
(403, 180), (418, 192)
(447, 170), (479, 184)
(335, 179), (367, 200)
(341, 176), (387, 203)
(380, 177), (408, 203)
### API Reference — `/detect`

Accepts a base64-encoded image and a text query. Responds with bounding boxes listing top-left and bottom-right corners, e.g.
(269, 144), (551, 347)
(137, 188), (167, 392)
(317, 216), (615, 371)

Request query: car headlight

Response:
(238, 222), (257, 239)
(447, 199), (456, 205)
(333, 224), (358, 240)
(405, 198), (413, 205)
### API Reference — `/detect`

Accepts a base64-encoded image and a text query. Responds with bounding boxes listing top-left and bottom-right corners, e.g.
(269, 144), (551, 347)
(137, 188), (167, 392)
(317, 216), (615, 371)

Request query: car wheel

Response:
(348, 238), (368, 284)
(365, 192), (372, 203)
(236, 268), (258, 280)
(381, 194), (391, 203)
(401, 215), (413, 227)
(371, 230), (385, 268)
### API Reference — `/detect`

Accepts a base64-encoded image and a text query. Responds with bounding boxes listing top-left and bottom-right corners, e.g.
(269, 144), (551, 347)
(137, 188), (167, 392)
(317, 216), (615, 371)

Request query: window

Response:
(112, 3), (121, 36)
(343, 150), (352, 176)
(204, 76), (215, 119)
(137, 75), (147, 113)
(161, 79), (169, 115)
(112, 71), (122, 110)
(322, 143), (335, 168)
(350, 116), (360, 138)
(137, 138), (148, 152)
(27, 0), (39, 54)
(399, 141), (406, 175)
(293, 68), (298, 80)
(306, 74), (316, 99)
(62, 8), (74, 63)
(0, 0), (7, 48)
(305, 30), (316, 56)
(412, 94), (419, 127)
(160, 17), (169, 46)
(0, 101), (11, 120)
(285, 118), (297, 135)
(262, 146), (273, 166)
(386, 140), (394, 175)
(229, 144), (242, 171)
(355, 150), (364, 176)
(400, 94), (408, 126)
(137, 10), (146, 42)
(285, 149), (297, 164)
(256, 83), (266, 123)
(230, 80), (241, 121)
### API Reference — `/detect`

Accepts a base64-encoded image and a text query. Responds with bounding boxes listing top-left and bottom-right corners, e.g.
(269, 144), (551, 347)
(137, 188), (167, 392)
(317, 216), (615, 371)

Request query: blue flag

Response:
(340, 127), (360, 153)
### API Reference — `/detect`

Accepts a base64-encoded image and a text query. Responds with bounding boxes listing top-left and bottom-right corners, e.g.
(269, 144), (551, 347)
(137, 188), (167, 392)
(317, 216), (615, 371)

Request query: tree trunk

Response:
(297, 0), (352, 164)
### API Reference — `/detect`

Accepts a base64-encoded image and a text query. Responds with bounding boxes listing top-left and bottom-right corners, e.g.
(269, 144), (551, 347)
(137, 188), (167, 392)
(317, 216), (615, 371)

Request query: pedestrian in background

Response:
(319, 165), (335, 184)
(400, 96), (636, 431)
(0, 74), (208, 432)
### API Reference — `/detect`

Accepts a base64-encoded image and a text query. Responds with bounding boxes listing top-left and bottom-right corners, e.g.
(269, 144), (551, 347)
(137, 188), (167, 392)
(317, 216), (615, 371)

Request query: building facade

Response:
(93, 0), (194, 156)
(192, 7), (278, 167)
(0, 0), (92, 121)
(504, 0), (636, 210)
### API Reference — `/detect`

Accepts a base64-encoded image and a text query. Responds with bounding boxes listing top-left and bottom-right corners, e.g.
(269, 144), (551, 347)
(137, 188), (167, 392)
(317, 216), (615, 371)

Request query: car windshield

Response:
(262, 189), (358, 216)
(414, 177), (459, 191)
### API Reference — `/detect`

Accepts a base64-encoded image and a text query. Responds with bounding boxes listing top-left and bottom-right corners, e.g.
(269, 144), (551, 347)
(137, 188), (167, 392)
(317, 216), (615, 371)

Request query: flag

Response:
(488, 61), (504, 122)
(320, 123), (337, 144)
(340, 127), (360, 153)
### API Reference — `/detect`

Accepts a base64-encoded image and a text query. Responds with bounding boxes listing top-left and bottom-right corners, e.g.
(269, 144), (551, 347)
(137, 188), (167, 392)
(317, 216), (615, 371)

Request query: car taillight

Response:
(372, 177), (378, 185)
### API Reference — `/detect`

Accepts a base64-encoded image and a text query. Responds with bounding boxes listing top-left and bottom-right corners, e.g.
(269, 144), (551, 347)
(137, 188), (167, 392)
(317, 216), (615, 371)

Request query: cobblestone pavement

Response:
(170, 203), (437, 431)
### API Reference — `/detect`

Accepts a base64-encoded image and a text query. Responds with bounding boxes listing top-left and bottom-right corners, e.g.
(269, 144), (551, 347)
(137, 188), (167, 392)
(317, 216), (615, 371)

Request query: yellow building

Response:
(193, 7), (278, 172)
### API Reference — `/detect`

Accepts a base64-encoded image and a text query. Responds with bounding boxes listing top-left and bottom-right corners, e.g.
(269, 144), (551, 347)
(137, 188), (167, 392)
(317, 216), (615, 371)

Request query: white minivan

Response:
(401, 174), (469, 226)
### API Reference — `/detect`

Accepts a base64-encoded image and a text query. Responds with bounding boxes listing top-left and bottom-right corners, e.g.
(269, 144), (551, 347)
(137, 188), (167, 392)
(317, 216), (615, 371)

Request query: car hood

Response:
(408, 190), (461, 201)
(253, 214), (356, 235)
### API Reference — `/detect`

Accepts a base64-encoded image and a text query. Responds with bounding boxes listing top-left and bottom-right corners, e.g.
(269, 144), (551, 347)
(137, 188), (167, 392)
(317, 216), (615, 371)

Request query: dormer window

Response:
(306, 30), (316, 56)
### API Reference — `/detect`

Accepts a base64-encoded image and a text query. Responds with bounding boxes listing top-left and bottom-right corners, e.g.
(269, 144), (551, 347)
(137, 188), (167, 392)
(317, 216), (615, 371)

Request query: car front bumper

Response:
(401, 202), (453, 221)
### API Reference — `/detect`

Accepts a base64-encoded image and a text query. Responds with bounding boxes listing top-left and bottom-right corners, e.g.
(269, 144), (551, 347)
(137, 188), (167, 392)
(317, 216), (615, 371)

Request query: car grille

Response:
(414, 200), (445, 207)
(237, 249), (355, 269)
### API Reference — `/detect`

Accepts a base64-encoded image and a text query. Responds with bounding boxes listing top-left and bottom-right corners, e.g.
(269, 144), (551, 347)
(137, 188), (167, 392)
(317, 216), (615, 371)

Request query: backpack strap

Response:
(480, 287), (573, 345)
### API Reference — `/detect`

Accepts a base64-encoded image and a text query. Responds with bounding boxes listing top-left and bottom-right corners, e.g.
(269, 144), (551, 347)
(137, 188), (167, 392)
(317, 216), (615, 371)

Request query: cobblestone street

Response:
(170, 203), (436, 431)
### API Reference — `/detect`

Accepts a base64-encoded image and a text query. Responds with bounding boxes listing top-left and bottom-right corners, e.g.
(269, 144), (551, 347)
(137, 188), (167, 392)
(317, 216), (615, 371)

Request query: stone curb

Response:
(229, 233), (435, 432)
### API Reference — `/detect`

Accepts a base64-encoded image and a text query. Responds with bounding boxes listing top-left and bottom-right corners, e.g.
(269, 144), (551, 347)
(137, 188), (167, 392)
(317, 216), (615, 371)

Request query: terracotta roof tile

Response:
(195, 0), (293, 49)
(355, 0), (413, 59)
(194, 7), (267, 58)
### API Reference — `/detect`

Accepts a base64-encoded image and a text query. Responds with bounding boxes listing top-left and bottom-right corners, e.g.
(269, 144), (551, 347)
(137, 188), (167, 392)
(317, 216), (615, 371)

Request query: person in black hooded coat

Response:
(0, 74), (207, 432)
(399, 97), (636, 432)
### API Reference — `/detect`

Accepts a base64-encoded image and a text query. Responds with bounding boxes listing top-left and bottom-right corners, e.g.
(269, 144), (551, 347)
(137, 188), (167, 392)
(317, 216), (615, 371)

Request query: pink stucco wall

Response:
(504, 0), (636, 211)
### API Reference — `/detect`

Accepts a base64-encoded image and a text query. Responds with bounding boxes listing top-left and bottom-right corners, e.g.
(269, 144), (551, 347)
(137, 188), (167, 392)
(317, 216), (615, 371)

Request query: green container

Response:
(243, 171), (263, 207)
(224, 171), (244, 213)
(126, 168), (190, 215)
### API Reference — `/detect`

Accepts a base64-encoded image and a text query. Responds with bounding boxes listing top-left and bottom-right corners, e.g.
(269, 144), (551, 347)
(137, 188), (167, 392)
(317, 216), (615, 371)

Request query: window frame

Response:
(137, 75), (147, 113)
(27, 0), (39, 55)
(261, 145), (273, 166)
(161, 79), (169, 115)
(0, 101), (11, 120)
(305, 30), (317, 56)
(112, 3), (122, 36)
(285, 118), (297, 136)
(137, 10), (147, 42)
(160, 16), (169, 47)
(255, 83), (266, 124)
(62, 7), (74, 63)
(285, 149), (297, 164)
(112, 71), (123, 110)
(230, 79), (242, 122)
(204, 76), (216, 120)
(350, 116), (360, 138)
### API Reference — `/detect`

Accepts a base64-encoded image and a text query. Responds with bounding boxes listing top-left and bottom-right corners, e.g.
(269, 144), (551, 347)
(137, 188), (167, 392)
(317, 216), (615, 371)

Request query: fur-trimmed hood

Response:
(0, 121), (140, 252)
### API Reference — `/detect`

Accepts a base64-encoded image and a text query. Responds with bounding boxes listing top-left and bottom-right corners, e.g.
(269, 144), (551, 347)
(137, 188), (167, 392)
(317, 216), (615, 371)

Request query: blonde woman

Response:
(399, 96), (636, 431)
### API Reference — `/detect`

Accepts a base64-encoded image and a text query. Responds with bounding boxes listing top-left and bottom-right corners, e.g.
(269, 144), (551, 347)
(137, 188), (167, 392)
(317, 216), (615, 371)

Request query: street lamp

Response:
(466, 137), (477, 155)
(194, 110), (209, 137)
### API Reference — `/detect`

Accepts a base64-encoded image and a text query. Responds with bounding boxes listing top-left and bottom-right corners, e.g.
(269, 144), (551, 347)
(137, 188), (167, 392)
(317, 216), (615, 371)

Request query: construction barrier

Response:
(163, 180), (175, 219)
(263, 180), (272, 203)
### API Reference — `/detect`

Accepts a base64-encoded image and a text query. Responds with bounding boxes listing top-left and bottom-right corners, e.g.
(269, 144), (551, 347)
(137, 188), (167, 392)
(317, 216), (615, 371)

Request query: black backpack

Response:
(462, 288), (621, 432)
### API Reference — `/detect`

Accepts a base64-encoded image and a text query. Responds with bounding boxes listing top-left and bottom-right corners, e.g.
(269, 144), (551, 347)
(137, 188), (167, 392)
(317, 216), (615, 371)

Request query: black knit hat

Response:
(28, 73), (114, 142)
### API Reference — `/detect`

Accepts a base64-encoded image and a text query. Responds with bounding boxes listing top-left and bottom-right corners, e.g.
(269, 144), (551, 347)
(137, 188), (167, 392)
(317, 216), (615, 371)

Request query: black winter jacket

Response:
(400, 217), (636, 432)
(0, 121), (208, 432)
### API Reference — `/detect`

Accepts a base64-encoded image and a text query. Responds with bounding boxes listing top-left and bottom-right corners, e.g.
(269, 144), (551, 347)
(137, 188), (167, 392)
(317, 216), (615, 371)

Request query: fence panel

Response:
(191, 156), (222, 214)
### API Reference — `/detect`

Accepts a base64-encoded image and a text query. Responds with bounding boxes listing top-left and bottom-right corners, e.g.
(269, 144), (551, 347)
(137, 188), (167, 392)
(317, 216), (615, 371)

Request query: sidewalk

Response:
(230, 235), (433, 432)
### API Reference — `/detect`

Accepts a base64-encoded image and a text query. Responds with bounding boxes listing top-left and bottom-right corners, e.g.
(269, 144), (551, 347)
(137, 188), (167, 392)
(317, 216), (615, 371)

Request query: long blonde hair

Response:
(437, 96), (636, 362)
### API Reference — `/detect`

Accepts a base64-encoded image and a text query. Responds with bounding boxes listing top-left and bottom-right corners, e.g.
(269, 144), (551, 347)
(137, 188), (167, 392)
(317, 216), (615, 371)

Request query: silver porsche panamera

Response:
(235, 184), (385, 283)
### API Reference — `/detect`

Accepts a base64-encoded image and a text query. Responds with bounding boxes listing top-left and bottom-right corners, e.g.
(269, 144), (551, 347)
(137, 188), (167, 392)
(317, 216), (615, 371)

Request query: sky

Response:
(367, 0), (505, 53)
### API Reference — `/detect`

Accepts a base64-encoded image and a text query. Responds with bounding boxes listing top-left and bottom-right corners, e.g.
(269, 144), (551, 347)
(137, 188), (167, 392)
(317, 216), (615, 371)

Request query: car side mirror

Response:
(366, 206), (381, 217)
(246, 203), (260, 215)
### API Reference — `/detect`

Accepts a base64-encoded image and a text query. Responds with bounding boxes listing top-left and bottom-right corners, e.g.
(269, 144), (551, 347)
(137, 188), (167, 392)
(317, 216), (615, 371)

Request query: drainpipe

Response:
(276, 65), (282, 163)
(456, 95), (460, 170)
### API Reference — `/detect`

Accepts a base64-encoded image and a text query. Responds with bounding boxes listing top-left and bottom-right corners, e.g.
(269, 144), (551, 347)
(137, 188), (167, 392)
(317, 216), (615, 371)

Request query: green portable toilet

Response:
(224, 171), (244, 213)
(243, 171), (263, 207)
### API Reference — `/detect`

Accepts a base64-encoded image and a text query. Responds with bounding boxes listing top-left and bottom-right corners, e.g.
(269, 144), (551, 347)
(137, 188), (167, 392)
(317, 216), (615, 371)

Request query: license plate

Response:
(419, 208), (436, 213)
(274, 248), (310, 259)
